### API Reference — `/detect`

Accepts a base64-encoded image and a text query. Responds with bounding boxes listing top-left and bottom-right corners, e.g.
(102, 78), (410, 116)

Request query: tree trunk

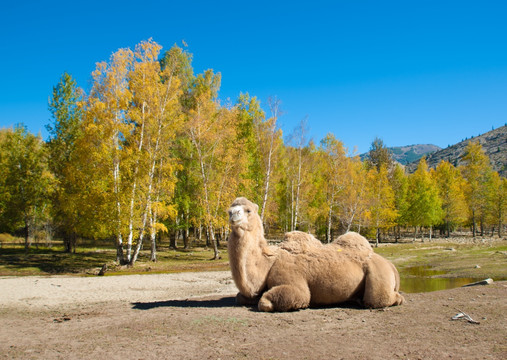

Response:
(150, 231), (157, 262)
(24, 220), (30, 251)
(149, 205), (157, 262)
(375, 228), (380, 248)
(63, 232), (72, 253)
(327, 207), (332, 243)
(170, 230), (177, 249)
(290, 181), (295, 232)
(183, 226), (189, 249)
(209, 223), (220, 260)
(294, 150), (302, 231)
(261, 143), (274, 223)
(472, 210), (476, 238)
(116, 241), (125, 264)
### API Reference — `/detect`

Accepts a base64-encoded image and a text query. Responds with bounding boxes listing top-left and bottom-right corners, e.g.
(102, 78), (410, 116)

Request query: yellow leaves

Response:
(153, 222), (168, 234)
(152, 202), (177, 221)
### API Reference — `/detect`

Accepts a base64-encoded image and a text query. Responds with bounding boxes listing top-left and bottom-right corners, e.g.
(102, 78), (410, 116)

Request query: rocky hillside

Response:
(389, 144), (441, 165)
(361, 144), (441, 165)
(405, 125), (507, 176)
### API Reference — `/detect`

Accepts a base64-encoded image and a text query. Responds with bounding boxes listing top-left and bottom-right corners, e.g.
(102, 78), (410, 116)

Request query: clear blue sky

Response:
(1, 0), (506, 154)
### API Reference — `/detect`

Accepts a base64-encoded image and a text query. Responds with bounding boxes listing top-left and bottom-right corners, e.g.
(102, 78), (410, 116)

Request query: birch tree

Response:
(390, 164), (409, 240)
(286, 118), (309, 231)
(319, 133), (348, 242)
(337, 156), (369, 232)
(185, 70), (237, 259)
(365, 165), (397, 246)
(127, 40), (182, 265)
(460, 142), (494, 237)
(406, 158), (443, 240)
(259, 96), (283, 224)
(82, 46), (134, 262)
(432, 161), (468, 237)
(488, 172), (507, 237)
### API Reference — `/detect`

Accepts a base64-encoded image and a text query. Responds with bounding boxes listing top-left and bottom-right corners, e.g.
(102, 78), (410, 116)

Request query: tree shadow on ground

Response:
(132, 296), (237, 310)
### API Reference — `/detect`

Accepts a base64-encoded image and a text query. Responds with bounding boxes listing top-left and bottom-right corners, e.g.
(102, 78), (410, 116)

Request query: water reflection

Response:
(399, 265), (486, 293)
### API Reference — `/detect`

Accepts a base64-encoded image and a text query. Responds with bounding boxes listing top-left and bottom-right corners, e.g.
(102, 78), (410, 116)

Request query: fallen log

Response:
(462, 278), (493, 287)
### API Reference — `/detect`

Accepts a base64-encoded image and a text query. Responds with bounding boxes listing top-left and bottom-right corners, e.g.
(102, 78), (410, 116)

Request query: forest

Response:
(0, 39), (505, 266)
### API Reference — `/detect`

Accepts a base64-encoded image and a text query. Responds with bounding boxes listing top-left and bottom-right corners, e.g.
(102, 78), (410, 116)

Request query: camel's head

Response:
(227, 197), (261, 232)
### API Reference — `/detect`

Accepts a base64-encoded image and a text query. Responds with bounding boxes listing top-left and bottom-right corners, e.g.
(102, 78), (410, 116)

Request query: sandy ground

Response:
(0, 271), (506, 360)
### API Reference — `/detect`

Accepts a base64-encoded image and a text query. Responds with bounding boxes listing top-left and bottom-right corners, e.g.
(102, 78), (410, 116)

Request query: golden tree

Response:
(431, 161), (468, 237)
(365, 165), (398, 246)
(406, 158), (443, 240)
(460, 142), (494, 237)
(319, 133), (348, 242)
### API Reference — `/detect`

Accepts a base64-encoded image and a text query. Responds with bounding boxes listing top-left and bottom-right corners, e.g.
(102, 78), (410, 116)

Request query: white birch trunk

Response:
(327, 206), (332, 243)
(260, 124), (276, 223)
(294, 147), (302, 230)
(112, 127), (124, 263)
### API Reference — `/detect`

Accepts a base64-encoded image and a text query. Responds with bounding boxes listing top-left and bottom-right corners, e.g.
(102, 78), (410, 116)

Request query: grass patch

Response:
(375, 240), (507, 279)
(1, 234), (506, 280)
(0, 237), (230, 276)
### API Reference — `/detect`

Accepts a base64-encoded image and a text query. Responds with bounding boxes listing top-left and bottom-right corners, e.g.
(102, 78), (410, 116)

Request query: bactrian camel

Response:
(227, 197), (405, 312)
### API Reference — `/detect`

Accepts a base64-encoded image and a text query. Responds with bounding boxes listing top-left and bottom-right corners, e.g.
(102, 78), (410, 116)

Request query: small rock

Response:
(474, 265), (481, 269)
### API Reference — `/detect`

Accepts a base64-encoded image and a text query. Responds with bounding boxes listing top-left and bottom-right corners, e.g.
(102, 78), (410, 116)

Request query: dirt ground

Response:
(0, 271), (505, 360)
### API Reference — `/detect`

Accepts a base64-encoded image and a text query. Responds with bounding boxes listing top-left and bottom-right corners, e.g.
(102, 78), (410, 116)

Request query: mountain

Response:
(388, 144), (442, 165)
(405, 125), (507, 176)
(360, 144), (441, 165)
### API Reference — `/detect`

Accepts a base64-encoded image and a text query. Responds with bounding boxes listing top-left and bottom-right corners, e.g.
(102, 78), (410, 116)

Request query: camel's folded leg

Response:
(235, 292), (260, 306)
(363, 255), (405, 308)
(258, 283), (311, 312)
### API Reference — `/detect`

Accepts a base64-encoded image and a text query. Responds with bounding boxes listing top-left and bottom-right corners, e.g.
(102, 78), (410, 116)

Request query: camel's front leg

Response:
(258, 283), (311, 312)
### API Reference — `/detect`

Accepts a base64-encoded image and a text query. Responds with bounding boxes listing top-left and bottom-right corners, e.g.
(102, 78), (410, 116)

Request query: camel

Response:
(227, 197), (405, 312)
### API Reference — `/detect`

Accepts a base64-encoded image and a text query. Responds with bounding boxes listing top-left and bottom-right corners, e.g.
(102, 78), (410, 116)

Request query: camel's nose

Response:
(229, 206), (244, 223)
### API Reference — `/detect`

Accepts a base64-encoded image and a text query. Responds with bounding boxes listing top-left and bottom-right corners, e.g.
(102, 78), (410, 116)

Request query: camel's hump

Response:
(279, 231), (323, 254)
(332, 232), (373, 253)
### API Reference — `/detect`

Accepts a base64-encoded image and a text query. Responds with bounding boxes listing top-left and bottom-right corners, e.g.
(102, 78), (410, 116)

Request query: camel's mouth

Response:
(229, 217), (244, 226)
(228, 206), (244, 226)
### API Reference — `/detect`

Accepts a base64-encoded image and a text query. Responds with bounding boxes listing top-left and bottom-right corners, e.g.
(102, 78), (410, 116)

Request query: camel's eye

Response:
(246, 209), (251, 214)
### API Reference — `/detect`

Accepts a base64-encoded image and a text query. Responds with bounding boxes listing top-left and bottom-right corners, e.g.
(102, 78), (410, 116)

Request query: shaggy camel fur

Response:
(227, 197), (405, 312)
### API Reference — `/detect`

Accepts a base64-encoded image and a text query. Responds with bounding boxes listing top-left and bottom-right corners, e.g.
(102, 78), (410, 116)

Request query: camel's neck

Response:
(228, 228), (275, 299)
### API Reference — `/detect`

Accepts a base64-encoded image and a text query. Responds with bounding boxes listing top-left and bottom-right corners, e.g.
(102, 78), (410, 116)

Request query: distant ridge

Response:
(405, 125), (507, 176)
(360, 144), (441, 165)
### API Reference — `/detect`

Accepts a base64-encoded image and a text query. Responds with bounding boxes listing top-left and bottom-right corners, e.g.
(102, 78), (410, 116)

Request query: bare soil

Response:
(0, 271), (505, 360)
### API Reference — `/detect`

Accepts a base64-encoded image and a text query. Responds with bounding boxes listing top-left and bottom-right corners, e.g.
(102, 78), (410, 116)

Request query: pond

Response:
(399, 265), (494, 293)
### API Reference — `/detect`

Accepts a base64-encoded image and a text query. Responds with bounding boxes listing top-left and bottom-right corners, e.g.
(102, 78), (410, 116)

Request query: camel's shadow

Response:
(132, 296), (365, 312)
(132, 296), (236, 310)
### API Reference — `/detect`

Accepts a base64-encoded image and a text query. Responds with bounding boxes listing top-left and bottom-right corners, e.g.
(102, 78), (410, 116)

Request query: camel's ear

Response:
(254, 203), (259, 213)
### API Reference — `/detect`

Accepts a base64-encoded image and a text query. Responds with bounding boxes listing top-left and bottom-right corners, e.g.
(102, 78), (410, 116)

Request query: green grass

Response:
(0, 235), (230, 276)
(374, 241), (507, 279)
(1, 234), (506, 280)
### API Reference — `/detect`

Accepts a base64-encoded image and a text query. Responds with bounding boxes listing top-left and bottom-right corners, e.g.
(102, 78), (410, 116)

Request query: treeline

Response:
(0, 40), (505, 265)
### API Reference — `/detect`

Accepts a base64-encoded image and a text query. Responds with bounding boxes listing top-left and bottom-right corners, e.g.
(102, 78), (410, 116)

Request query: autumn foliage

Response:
(0, 40), (505, 264)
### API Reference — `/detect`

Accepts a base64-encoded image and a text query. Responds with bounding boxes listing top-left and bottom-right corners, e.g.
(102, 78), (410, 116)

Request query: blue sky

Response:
(1, 0), (506, 154)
